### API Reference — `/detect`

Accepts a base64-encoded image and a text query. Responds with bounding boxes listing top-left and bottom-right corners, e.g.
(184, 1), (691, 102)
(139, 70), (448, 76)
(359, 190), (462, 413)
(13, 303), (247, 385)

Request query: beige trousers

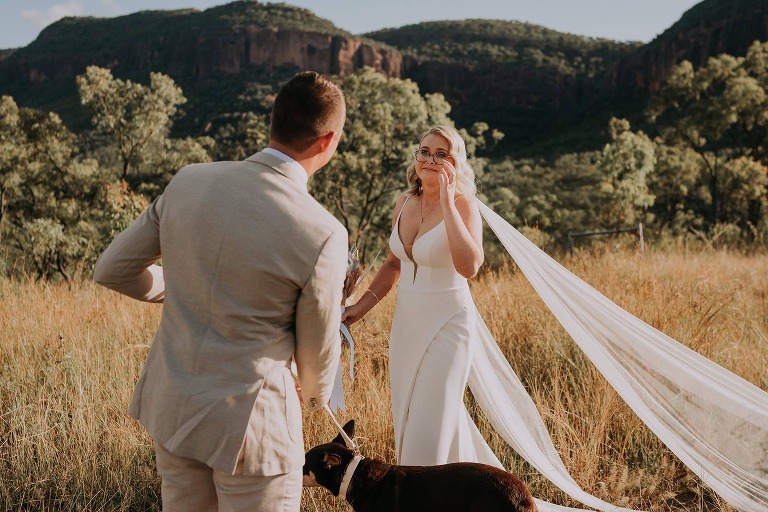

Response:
(154, 442), (302, 512)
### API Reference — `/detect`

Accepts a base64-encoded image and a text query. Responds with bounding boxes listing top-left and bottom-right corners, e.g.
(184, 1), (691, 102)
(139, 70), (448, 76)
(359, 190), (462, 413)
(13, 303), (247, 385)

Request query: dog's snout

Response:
(302, 471), (320, 487)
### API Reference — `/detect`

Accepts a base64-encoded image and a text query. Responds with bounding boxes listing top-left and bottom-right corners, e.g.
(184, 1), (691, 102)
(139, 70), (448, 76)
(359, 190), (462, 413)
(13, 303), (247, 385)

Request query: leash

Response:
(323, 403), (364, 500)
(323, 402), (359, 452)
(329, 315), (356, 411)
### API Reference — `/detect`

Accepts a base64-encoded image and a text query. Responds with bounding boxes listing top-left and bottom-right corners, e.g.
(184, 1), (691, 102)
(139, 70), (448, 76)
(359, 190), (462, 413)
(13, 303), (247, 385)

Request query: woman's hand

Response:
(438, 160), (458, 209)
(341, 301), (365, 326)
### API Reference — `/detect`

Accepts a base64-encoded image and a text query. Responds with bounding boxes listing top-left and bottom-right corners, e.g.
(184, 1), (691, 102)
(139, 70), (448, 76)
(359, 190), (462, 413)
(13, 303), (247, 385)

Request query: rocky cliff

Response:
(366, 19), (641, 152)
(612, 0), (768, 92)
(10, 30), (399, 85)
(0, 49), (14, 63)
(1, 0), (766, 156)
(1, 4), (400, 86)
(397, 53), (604, 149)
(368, 1), (768, 153)
(0, 2), (401, 134)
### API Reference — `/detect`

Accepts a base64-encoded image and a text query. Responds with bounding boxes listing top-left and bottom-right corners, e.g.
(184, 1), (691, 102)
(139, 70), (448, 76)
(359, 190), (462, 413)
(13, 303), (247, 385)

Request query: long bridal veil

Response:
(469, 202), (768, 512)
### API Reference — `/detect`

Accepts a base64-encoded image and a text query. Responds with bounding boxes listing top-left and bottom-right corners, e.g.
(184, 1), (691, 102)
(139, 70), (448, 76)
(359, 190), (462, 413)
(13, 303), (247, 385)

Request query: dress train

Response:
(472, 201), (768, 512)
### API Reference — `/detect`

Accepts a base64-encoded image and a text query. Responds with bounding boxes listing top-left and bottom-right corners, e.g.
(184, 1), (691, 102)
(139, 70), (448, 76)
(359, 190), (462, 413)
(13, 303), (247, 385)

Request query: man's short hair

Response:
(270, 71), (345, 152)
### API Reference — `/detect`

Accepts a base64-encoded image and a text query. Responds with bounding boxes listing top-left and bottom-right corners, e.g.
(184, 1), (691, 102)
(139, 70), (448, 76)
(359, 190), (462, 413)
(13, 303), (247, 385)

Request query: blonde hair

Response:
(406, 125), (477, 197)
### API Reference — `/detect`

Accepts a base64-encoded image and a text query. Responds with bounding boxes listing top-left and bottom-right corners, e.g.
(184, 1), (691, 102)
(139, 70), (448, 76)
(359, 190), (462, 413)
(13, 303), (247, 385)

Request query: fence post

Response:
(566, 224), (645, 254)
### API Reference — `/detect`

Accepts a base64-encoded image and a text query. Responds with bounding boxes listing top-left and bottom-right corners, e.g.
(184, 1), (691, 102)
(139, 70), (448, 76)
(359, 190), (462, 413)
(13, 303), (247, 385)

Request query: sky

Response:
(0, 0), (703, 50)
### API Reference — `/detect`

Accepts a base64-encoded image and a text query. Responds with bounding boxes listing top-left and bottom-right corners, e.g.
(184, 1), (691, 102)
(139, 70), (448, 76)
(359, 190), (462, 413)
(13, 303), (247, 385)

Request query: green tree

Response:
(104, 180), (149, 238)
(77, 66), (186, 180)
(0, 98), (104, 281)
(718, 156), (768, 234)
(135, 134), (215, 199)
(0, 96), (28, 246)
(481, 152), (603, 251)
(647, 143), (704, 238)
(212, 112), (270, 161)
(597, 118), (656, 227)
(77, 66), (213, 194)
(647, 41), (768, 232)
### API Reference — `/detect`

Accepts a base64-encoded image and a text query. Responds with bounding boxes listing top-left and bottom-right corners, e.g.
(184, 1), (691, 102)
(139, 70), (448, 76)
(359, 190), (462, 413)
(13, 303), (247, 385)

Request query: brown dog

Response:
(303, 420), (537, 512)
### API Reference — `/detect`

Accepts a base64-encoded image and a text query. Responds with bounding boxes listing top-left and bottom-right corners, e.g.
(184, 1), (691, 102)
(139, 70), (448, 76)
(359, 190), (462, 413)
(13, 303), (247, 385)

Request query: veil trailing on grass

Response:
(468, 202), (768, 512)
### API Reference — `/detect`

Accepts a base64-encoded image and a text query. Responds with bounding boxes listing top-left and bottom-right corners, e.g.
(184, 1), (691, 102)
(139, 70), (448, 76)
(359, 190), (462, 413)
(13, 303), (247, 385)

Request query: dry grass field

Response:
(1, 249), (766, 511)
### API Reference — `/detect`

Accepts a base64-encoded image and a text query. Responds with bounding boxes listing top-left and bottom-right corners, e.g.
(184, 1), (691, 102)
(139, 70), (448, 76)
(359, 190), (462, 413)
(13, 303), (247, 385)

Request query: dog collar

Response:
(338, 454), (364, 500)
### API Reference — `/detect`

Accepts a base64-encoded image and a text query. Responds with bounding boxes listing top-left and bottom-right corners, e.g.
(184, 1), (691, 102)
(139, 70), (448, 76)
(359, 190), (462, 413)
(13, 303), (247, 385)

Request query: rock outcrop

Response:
(611, 0), (768, 92)
(0, 49), (15, 63)
(4, 24), (400, 85)
(1, 0), (766, 154)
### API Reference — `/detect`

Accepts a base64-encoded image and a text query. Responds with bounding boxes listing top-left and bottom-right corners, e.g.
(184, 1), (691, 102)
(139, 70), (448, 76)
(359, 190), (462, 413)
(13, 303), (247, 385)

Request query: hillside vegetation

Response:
(367, 19), (640, 75)
(1, 0), (765, 156)
(23, 1), (350, 56)
(0, 0), (766, 280)
(3, 35), (768, 282)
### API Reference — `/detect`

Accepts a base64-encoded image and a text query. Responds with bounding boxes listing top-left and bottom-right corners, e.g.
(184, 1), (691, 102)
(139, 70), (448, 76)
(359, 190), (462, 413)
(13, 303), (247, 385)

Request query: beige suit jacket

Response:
(94, 151), (347, 476)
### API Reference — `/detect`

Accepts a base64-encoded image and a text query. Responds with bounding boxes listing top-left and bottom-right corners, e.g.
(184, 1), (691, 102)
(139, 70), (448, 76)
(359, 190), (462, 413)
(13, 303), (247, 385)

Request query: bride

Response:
(342, 125), (496, 467)
(342, 125), (768, 512)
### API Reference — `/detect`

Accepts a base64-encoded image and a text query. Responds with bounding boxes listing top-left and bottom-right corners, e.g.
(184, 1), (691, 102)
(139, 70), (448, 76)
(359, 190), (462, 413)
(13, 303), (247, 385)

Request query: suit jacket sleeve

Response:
(93, 195), (165, 303)
(294, 226), (348, 412)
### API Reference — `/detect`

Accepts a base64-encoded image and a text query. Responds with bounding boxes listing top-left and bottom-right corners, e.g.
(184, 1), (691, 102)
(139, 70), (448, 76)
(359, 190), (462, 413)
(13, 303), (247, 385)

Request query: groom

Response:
(94, 71), (348, 511)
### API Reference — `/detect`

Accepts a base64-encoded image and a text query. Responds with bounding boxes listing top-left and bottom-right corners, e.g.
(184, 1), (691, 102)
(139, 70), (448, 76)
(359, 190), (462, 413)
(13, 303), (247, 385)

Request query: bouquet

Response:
(293, 244), (365, 409)
(342, 244), (364, 306)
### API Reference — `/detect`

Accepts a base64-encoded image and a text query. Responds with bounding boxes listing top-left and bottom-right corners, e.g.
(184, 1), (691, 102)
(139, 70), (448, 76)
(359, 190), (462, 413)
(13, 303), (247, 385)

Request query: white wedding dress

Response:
(388, 195), (502, 468)
(384, 196), (768, 512)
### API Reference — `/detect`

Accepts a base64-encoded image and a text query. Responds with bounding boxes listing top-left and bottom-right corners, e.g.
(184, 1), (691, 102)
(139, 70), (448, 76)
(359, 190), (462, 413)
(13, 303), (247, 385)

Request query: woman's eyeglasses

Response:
(414, 149), (451, 165)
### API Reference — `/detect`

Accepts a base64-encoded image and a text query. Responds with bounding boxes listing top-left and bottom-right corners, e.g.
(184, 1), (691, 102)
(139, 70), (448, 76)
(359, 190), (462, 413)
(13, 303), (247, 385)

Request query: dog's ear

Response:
(343, 420), (355, 439)
(322, 452), (342, 470)
(330, 420), (355, 445)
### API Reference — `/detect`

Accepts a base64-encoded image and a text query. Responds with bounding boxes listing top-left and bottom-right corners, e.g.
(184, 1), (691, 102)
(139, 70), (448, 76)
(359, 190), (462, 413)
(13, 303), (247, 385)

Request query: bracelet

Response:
(365, 289), (381, 303)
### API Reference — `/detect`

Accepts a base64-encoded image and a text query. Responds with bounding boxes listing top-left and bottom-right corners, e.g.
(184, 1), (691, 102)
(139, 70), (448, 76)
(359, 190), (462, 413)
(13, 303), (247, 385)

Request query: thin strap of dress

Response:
(395, 195), (411, 226)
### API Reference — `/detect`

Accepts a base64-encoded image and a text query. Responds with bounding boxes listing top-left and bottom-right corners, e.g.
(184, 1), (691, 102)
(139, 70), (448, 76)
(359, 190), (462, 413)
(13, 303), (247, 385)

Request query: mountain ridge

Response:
(0, 0), (765, 156)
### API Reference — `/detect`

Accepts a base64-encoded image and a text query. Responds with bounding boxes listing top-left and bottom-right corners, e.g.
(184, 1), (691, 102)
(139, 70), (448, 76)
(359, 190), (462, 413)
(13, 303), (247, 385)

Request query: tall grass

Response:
(1, 249), (766, 511)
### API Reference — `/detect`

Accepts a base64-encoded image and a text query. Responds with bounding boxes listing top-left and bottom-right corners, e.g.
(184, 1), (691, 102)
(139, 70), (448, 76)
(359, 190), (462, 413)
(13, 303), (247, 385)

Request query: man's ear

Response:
(322, 452), (342, 470)
(315, 130), (337, 153)
(330, 420), (355, 445)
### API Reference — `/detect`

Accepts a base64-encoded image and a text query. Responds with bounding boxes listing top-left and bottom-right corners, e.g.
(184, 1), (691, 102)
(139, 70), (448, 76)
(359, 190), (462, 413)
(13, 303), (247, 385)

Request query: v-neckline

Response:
(396, 215), (444, 257)
(394, 196), (444, 283)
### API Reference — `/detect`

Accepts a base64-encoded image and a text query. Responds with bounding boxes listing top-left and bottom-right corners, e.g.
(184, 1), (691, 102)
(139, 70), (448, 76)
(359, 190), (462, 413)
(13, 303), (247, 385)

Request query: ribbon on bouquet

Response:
(328, 243), (364, 411)
(329, 305), (356, 411)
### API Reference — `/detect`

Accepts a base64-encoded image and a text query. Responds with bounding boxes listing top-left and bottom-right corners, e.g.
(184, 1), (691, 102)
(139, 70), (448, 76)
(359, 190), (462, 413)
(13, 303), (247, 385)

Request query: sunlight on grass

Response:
(1, 249), (765, 510)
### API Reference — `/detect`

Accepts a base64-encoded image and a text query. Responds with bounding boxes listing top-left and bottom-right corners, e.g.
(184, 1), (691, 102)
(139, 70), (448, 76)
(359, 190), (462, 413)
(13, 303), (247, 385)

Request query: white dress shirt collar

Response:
(260, 147), (309, 186)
